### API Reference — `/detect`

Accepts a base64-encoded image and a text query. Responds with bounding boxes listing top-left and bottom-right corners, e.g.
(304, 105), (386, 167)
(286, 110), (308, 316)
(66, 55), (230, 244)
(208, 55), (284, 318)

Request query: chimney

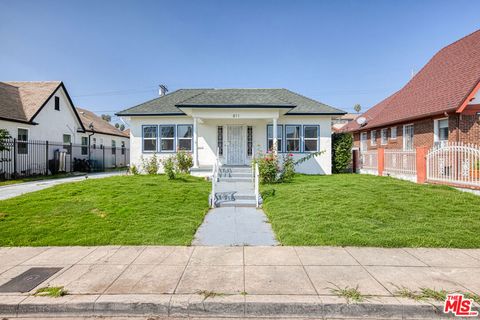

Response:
(159, 85), (168, 97)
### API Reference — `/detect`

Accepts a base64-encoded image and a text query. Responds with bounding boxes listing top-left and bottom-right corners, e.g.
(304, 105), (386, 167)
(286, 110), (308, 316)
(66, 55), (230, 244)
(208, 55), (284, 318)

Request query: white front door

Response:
(226, 125), (245, 165)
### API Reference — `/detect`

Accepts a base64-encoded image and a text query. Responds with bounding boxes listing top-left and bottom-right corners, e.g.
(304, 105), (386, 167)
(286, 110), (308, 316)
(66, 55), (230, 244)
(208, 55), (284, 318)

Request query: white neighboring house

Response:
(117, 88), (345, 175)
(0, 81), (85, 144)
(0, 81), (130, 176)
(76, 108), (130, 163)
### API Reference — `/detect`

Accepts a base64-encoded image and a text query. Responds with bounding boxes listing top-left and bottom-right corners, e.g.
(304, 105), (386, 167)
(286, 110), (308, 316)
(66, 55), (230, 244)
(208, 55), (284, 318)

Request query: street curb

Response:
(0, 294), (476, 318)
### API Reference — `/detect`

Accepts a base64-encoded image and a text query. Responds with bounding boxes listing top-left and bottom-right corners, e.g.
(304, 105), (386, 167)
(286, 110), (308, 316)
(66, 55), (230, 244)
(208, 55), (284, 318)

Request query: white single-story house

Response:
(117, 88), (345, 174)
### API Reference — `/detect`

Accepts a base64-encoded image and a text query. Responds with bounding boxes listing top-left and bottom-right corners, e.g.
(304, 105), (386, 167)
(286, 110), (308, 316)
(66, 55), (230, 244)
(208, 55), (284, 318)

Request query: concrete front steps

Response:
(214, 166), (258, 207)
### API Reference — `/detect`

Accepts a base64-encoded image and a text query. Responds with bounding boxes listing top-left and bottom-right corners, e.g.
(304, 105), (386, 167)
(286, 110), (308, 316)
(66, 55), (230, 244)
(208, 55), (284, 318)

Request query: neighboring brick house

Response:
(344, 29), (480, 152)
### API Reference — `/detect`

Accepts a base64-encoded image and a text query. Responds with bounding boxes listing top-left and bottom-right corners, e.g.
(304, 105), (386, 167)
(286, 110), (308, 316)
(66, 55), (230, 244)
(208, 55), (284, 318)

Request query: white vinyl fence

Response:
(359, 150), (378, 174)
(427, 142), (480, 188)
(384, 149), (417, 182)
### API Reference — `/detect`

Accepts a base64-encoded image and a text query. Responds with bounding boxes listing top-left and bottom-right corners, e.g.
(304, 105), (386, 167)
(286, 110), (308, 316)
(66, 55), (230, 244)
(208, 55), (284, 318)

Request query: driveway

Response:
(0, 171), (126, 200)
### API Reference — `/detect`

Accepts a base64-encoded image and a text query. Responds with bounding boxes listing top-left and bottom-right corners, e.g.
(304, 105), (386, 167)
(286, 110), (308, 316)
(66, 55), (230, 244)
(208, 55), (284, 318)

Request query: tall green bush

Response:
(332, 133), (353, 173)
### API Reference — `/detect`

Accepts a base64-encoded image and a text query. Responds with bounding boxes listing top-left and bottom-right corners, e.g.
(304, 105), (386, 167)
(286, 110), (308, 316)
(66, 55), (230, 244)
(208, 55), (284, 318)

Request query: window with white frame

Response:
(92, 137), (97, 149)
(177, 125), (193, 151)
(370, 130), (377, 146)
(390, 126), (397, 140)
(285, 125), (301, 152)
(434, 118), (449, 145)
(17, 128), (28, 154)
(247, 126), (253, 156)
(142, 125), (157, 152)
(303, 125), (319, 152)
(267, 125), (283, 152)
(381, 128), (388, 145)
(217, 126), (223, 156)
(403, 124), (414, 150)
(81, 136), (88, 155)
(160, 125), (175, 152)
(112, 140), (116, 155)
(360, 132), (367, 152)
(121, 141), (126, 155)
(63, 134), (71, 154)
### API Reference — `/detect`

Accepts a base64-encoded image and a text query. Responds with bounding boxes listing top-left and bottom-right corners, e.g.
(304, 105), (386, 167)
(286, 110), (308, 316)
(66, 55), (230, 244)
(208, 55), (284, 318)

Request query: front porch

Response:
(187, 108), (284, 169)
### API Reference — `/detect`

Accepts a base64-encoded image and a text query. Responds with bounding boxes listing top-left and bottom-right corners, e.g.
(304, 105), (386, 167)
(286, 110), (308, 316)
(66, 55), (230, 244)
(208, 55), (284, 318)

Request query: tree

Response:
(115, 123), (119, 128)
(120, 124), (125, 131)
(354, 104), (362, 113)
(0, 129), (11, 152)
(101, 114), (111, 122)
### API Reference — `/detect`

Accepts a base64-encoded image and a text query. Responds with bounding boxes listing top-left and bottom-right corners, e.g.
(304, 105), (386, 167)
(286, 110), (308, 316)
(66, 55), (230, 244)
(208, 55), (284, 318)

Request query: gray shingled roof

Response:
(116, 88), (345, 116)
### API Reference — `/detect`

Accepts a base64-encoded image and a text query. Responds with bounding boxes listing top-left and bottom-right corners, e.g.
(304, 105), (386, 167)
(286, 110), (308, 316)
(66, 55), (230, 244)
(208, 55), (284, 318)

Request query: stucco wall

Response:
(127, 114), (333, 175)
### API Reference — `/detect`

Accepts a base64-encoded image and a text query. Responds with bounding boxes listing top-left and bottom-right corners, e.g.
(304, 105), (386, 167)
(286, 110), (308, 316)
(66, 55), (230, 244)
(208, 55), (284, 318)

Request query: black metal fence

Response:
(0, 139), (130, 180)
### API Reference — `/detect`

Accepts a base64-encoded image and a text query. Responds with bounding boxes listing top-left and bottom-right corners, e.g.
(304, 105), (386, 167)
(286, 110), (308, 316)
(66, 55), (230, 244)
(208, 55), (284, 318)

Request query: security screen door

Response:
(226, 125), (245, 165)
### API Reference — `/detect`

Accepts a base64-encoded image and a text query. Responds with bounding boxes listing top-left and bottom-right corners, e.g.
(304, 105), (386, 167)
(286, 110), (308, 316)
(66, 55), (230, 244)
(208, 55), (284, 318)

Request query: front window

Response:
(267, 125), (283, 152)
(247, 126), (253, 156)
(381, 128), (388, 145)
(121, 141), (125, 155)
(177, 125), (192, 151)
(17, 128), (28, 154)
(63, 134), (71, 154)
(81, 137), (88, 155)
(92, 138), (97, 149)
(143, 125), (157, 152)
(360, 132), (367, 152)
(390, 127), (397, 140)
(217, 126), (223, 156)
(285, 125), (301, 152)
(370, 130), (377, 146)
(160, 125), (175, 152)
(112, 140), (116, 155)
(435, 118), (449, 145)
(303, 125), (319, 152)
(403, 124), (414, 150)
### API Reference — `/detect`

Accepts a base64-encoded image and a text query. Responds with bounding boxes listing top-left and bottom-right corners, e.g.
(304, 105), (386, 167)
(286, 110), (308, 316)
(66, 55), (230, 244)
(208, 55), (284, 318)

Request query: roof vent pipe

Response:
(159, 85), (168, 97)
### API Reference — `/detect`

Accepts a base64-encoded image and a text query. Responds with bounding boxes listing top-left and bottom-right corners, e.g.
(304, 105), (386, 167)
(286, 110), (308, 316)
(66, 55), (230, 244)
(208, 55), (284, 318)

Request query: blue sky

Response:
(1, 0), (479, 123)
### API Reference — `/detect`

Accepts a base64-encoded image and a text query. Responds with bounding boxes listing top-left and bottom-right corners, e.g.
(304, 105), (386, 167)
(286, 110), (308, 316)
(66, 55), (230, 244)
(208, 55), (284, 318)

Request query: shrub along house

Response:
(117, 88), (345, 175)
(344, 29), (480, 152)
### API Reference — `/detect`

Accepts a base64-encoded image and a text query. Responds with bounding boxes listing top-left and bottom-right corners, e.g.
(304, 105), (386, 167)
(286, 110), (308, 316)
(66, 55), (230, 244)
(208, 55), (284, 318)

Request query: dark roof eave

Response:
(0, 116), (38, 125)
(84, 129), (129, 138)
(115, 112), (186, 116)
(176, 104), (295, 108)
(286, 112), (347, 116)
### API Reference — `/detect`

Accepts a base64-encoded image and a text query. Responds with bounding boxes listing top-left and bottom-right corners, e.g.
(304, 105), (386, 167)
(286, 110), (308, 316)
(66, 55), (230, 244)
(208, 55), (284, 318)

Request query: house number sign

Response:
(232, 113), (240, 118)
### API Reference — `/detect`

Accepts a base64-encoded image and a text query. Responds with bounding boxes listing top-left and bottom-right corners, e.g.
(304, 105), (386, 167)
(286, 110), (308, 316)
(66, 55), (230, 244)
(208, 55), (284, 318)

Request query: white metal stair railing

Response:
(254, 163), (260, 208)
(210, 148), (220, 208)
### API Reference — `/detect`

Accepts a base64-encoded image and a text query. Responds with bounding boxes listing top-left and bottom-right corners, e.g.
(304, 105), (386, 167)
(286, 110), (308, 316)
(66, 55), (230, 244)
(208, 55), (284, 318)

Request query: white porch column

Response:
(193, 117), (199, 168)
(272, 117), (278, 155)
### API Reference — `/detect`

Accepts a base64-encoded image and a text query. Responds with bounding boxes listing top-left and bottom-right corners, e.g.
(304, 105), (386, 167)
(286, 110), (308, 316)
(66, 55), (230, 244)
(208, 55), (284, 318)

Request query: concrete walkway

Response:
(0, 171), (127, 200)
(192, 207), (278, 246)
(0, 246), (479, 318)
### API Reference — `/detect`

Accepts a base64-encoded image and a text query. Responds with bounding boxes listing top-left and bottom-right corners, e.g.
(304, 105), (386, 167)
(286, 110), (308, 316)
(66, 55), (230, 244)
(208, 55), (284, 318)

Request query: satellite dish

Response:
(356, 116), (367, 125)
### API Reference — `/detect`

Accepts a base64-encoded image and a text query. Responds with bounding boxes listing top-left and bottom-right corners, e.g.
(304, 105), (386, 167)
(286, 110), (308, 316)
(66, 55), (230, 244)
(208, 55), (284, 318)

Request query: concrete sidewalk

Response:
(0, 171), (127, 200)
(0, 246), (479, 318)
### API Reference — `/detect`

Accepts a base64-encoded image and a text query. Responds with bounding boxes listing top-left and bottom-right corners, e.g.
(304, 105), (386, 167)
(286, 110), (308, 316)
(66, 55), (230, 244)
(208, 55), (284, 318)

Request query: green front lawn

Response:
(261, 174), (480, 248)
(0, 175), (210, 246)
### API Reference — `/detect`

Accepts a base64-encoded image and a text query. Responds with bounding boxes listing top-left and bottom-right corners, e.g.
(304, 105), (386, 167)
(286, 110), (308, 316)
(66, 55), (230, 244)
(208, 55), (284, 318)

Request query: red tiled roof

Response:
(345, 29), (480, 132)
